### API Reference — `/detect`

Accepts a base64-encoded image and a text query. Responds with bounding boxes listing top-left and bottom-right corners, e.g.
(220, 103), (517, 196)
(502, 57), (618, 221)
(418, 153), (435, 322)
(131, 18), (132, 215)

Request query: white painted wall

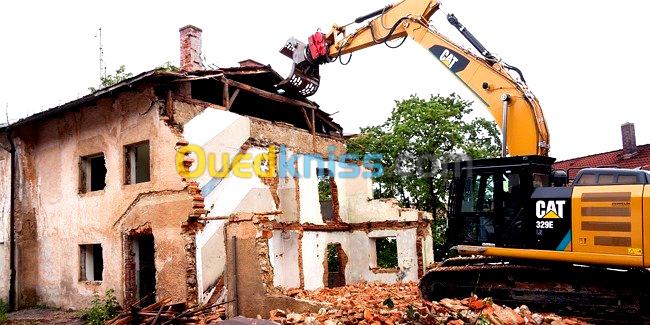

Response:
(298, 158), (422, 224)
(296, 155), (322, 224)
(422, 229), (435, 269)
(184, 108), (248, 299)
(268, 230), (301, 289)
(183, 107), (250, 189)
(196, 220), (226, 298)
(300, 229), (419, 291)
(0, 146), (11, 302)
(185, 108), (283, 300)
(276, 173), (299, 223)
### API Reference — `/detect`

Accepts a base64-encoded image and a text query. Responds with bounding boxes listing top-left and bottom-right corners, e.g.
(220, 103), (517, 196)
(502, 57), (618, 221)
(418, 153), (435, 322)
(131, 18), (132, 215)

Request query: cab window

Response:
(577, 174), (597, 185)
(533, 173), (549, 188)
(462, 174), (494, 213)
(597, 174), (615, 185)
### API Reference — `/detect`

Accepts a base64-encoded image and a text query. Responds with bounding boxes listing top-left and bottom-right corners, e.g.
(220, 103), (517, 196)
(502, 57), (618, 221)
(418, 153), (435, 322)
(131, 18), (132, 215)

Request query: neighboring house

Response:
(0, 25), (433, 316)
(554, 123), (650, 180)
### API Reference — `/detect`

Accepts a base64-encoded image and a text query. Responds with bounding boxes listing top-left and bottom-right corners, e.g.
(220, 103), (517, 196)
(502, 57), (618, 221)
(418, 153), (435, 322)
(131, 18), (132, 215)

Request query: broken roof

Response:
(7, 64), (342, 136)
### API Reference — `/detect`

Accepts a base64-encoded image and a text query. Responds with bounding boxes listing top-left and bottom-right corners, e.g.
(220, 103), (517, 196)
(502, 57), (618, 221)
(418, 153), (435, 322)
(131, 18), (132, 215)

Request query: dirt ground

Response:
(7, 308), (83, 324)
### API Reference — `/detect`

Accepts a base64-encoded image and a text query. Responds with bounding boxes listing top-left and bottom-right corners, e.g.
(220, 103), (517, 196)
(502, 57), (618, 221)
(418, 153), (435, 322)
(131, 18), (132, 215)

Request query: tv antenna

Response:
(97, 27), (106, 81)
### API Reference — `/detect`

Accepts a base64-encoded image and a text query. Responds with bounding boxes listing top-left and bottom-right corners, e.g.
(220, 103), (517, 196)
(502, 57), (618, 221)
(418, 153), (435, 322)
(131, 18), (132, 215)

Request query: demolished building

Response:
(0, 25), (434, 317)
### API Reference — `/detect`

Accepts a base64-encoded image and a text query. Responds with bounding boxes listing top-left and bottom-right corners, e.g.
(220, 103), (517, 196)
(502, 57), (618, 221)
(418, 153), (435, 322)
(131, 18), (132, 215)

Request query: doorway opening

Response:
(125, 231), (156, 306)
(323, 243), (347, 288)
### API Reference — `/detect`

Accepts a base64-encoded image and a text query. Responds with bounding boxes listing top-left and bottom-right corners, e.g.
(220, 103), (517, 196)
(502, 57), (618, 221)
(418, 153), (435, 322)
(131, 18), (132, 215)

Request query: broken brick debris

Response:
(270, 282), (588, 325)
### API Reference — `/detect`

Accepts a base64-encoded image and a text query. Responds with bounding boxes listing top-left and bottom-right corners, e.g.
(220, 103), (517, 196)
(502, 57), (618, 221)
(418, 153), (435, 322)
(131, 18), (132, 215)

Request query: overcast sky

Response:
(1, 1), (649, 160)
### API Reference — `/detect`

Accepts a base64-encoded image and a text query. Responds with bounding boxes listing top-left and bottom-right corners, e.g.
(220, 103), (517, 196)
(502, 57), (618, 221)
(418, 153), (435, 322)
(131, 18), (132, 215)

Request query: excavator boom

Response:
(277, 0), (549, 156)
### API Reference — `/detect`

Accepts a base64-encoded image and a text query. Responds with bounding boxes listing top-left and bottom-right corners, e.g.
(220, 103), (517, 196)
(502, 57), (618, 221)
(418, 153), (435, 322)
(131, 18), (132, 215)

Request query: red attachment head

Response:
(308, 32), (328, 63)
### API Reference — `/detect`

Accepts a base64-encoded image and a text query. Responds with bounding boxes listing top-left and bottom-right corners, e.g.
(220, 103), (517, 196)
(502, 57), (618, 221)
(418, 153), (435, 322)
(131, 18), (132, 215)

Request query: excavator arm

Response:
(277, 0), (549, 157)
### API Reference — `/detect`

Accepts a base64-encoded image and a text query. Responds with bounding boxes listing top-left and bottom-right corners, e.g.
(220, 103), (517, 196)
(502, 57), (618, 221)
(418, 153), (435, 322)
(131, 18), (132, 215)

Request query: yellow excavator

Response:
(277, 0), (650, 317)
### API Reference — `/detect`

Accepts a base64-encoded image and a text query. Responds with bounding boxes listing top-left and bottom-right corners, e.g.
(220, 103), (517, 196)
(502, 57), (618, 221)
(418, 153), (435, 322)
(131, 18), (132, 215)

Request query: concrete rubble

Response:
(269, 282), (588, 325)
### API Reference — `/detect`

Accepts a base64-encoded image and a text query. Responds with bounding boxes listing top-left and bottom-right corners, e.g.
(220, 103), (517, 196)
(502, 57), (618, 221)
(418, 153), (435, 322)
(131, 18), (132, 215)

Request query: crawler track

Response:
(419, 257), (650, 323)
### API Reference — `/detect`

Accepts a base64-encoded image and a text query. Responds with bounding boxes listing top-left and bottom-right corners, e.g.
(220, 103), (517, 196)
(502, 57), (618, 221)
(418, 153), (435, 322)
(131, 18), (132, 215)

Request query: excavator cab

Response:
(445, 156), (555, 251)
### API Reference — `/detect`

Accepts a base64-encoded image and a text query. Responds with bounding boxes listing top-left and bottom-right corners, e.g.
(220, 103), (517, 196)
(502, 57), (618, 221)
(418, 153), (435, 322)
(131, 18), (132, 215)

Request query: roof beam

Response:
(220, 77), (318, 110)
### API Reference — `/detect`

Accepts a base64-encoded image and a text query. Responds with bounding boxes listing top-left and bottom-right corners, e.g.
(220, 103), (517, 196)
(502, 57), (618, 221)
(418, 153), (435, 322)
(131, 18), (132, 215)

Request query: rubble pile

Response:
(271, 282), (587, 325)
(107, 297), (228, 324)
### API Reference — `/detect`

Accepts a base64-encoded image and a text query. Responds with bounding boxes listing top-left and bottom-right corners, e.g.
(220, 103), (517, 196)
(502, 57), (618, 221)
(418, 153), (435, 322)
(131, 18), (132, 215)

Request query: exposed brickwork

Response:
(123, 224), (153, 306)
(329, 177), (341, 222)
(181, 222), (200, 306)
(297, 232), (305, 289)
(122, 235), (137, 306)
(179, 25), (204, 72)
(261, 176), (280, 210)
(621, 122), (637, 156)
(322, 243), (347, 288)
(248, 117), (345, 157)
(416, 236), (424, 278)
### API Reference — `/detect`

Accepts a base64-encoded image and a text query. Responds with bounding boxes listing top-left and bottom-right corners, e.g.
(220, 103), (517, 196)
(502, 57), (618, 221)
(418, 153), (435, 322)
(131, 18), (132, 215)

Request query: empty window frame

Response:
(373, 237), (398, 269)
(125, 141), (150, 184)
(79, 244), (103, 281)
(317, 168), (334, 222)
(80, 154), (107, 193)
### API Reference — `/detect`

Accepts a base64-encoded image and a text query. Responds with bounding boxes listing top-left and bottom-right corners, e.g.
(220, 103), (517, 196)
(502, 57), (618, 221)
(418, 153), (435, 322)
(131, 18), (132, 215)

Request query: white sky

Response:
(1, 0), (649, 160)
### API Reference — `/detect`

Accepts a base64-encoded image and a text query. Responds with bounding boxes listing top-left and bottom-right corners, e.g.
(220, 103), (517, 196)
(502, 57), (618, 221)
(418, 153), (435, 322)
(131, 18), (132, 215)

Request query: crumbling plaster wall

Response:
(183, 106), (433, 302)
(224, 215), (322, 318)
(249, 117), (345, 157)
(12, 87), (194, 309)
(185, 108), (280, 299)
(268, 230), (301, 289)
(0, 136), (11, 302)
(300, 229), (420, 291)
(191, 108), (348, 299)
(297, 159), (423, 224)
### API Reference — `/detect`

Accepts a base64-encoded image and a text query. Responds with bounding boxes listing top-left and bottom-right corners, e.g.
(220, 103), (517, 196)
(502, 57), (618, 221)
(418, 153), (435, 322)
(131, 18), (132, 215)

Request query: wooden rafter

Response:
(222, 82), (230, 109)
(300, 107), (313, 131)
(220, 77), (318, 110)
(227, 89), (240, 110)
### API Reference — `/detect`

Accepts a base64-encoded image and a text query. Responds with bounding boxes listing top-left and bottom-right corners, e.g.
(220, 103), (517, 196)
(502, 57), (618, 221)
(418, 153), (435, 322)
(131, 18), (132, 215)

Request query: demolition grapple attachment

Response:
(276, 33), (329, 97)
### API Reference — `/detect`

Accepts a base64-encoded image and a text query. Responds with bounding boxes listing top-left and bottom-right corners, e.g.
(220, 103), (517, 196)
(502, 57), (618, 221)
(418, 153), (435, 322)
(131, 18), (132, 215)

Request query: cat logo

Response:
(428, 46), (470, 73)
(536, 200), (565, 219)
(439, 49), (459, 69)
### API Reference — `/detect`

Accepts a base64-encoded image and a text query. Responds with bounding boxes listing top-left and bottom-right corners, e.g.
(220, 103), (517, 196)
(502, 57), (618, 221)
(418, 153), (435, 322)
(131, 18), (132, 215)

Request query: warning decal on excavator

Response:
(429, 46), (469, 73)
(628, 248), (643, 256)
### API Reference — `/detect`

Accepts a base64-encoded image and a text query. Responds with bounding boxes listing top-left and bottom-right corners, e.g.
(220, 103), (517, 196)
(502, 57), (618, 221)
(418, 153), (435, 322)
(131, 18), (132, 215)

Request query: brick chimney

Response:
(621, 122), (638, 156)
(179, 25), (204, 72)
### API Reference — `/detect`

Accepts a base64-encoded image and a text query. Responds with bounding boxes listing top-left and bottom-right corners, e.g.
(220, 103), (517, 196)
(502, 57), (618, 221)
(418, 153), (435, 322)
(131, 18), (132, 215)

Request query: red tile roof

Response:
(554, 144), (650, 179)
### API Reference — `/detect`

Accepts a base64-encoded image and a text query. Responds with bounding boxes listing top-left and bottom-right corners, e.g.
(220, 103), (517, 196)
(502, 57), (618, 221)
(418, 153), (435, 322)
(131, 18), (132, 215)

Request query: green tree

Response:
(347, 94), (500, 257)
(157, 61), (180, 73)
(89, 65), (133, 92)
